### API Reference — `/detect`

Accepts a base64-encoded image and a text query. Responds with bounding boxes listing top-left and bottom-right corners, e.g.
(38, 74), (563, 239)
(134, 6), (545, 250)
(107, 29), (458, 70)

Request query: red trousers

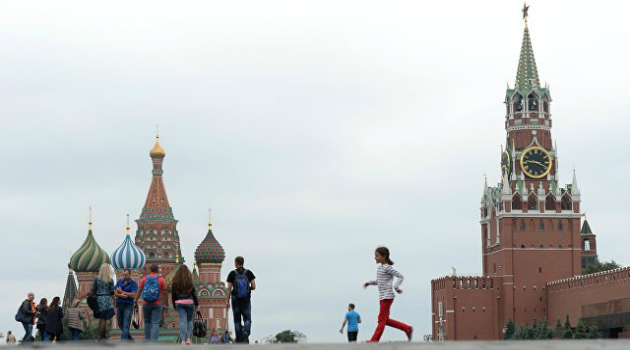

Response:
(370, 298), (411, 342)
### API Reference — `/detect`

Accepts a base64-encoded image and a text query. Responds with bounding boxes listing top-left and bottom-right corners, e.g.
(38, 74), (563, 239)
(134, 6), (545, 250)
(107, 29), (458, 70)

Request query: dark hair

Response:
(123, 269), (132, 274)
(38, 298), (48, 310)
(375, 247), (394, 265)
(150, 264), (159, 273)
(349, 303), (355, 310)
(49, 296), (61, 312)
(235, 256), (244, 266)
(172, 265), (193, 295)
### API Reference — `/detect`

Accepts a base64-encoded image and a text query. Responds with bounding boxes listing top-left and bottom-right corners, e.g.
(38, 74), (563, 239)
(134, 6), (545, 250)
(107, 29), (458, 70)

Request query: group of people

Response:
(15, 293), (85, 343)
(13, 255), (257, 345)
(14, 247), (411, 344)
(339, 247), (414, 343)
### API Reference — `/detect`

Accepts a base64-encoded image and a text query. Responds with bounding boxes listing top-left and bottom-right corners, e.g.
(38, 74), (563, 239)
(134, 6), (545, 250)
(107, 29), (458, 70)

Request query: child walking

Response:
(363, 247), (413, 342)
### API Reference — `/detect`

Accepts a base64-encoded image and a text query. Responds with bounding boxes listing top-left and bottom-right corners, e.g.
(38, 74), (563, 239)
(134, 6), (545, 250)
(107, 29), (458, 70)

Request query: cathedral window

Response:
(512, 194), (523, 210)
(527, 194), (538, 211)
(557, 220), (564, 231)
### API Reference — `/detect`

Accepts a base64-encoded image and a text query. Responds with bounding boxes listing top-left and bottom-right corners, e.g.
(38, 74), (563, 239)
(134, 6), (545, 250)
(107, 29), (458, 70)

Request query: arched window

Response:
(557, 220), (564, 231)
(149, 252), (155, 258)
(163, 252), (170, 258)
(561, 194), (572, 210)
(520, 220), (526, 231)
(528, 93), (538, 111)
(543, 101), (549, 113)
(512, 194), (523, 210)
(545, 194), (556, 211)
(528, 193), (538, 211)
(583, 239), (591, 251)
(514, 94), (523, 112)
(538, 220), (545, 232)
(549, 219), (554, 231)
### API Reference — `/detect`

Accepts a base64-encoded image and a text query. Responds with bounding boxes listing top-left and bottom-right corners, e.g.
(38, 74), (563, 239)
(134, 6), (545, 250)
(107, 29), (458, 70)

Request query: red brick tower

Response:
(134, 135), (182, 277)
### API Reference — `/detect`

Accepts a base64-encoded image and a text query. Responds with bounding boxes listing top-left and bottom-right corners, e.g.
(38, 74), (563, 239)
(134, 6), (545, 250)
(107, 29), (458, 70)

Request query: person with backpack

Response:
(339, 303), (362, 342)
(66, 299), (85, 341)
(226, 256), (256, 343)
(44, 297), (63, 342)
(114, 269), (139, 341)
(135, 264), (167, 342)
(35, 298), (48, 341)
(93, 263), (116, 340)
(171, 264), (199, 345)
(363, 247), (413, 343)
(16, 292), (36, 342)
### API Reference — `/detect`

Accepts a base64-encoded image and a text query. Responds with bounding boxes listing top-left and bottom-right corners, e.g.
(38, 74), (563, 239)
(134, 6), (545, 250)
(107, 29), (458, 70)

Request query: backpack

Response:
(234, 269), (250, 299)
(15, 303), (23, 323)
(142, 275), (161, 303)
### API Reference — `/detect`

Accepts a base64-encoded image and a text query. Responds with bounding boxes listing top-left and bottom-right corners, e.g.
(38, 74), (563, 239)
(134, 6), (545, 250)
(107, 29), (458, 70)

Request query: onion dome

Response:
(194, 216), (225, 264)
(111, 215), (146, 270)
(69, 217), (111, 273)
(150, 135), (166, 159)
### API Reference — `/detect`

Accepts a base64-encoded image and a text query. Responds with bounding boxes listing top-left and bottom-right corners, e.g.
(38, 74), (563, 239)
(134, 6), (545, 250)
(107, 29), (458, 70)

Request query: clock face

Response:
(520, 146), (552, 179)
(501, 150), (512, 179)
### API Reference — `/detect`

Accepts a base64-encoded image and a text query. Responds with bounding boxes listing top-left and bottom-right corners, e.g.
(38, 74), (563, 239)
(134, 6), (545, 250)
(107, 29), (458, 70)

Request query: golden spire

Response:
(88, 206), (93, 231)
(126, 214), (131, 236)
(208, 208), (212, 229)
(149, 127), (166, 159)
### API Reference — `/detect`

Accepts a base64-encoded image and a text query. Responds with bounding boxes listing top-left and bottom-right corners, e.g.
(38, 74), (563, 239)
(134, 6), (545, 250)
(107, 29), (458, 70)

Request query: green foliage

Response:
(275, 330), (295, 343)
(537, 320), (552, 339)
(588, 325), (599, 339)
(504, 319), (516, 340)
(555, 317), (563, 332)
(583, 260), (620, 275)
(574, 320), (588, 339)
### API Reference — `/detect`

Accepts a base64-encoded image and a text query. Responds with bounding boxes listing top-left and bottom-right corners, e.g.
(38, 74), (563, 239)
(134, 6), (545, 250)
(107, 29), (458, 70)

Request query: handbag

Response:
(193, 311), (207, 338)
(86, 293), (98, 312)
(131, 305), (140, 329)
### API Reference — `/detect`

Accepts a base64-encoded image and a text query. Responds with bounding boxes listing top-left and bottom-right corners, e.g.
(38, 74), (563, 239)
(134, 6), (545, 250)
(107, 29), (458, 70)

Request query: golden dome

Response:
(150, 136), (165, 158)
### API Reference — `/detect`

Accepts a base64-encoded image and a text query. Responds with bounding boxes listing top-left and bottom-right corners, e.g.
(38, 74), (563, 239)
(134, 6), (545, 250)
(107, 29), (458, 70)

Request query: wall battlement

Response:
(547, 267), (630, 293)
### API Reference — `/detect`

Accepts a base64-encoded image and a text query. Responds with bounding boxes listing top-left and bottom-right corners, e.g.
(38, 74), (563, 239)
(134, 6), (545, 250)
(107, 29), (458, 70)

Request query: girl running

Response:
(363, 246), (413, 342)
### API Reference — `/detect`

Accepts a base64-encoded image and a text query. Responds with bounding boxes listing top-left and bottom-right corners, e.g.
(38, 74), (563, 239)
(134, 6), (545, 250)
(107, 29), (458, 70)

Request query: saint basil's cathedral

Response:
(63, 136), (229, 341)
(431, 5), (630, 340)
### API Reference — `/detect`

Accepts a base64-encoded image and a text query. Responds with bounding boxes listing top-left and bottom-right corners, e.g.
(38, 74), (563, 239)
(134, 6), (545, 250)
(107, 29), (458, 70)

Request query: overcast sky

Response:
(1, 0), (629, 343)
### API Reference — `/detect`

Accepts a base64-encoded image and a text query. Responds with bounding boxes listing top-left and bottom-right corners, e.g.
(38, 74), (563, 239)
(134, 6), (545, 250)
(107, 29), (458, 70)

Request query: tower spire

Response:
(515, 2), (540, 90)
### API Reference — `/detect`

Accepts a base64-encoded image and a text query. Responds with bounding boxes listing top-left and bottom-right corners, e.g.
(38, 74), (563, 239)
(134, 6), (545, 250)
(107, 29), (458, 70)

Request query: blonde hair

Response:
(98, 263), (113, 283)
(72, 298), (82, 308)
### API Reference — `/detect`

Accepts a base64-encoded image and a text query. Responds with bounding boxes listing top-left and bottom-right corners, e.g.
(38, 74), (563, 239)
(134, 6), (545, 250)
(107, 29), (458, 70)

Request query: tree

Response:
(537, 320), (551, 339)
(562, 315), (573, 339)
(574, 320), (588, 339)
(274, 330), (305, 343)
(504, 319), (516, 340)
(588, 325), (599, 339)
(525, 325), (535, 340)
(583, 260), (620, 275)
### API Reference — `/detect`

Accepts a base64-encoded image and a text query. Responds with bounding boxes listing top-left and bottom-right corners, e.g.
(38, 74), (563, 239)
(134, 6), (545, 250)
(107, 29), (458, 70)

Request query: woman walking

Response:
(66, 299), (85, 341)
(171, 265), (199, 345)
(363, 247), (413, 343)
(44, 297), (63, 342)
(92, 263), (115, 340)
(35, 298), (48, 341)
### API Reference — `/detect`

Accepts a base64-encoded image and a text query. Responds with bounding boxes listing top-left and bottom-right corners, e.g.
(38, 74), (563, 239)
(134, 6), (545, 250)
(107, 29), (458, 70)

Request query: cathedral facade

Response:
(66, 136), (229, 341)
(430, 6), (630, 340)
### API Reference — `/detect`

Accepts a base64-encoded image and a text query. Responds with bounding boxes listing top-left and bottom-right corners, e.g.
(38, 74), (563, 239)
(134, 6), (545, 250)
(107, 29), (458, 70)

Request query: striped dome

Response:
(195, 227), (225, 264)
(69, 228), (111, 273)
(111, 234), (146, 270)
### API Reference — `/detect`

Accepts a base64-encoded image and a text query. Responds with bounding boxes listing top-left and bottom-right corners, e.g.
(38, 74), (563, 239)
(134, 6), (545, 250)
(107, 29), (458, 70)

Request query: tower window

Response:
(520, 220), (526, 231)
(512, 194), (523, 210)
(545, 195), (556, 212)
(528, 194), (538, 211)
(528, 93), (538, 111)
(583, 239), (591, 251)
(557, 220), (564, 231)
(539, 267), (542, 273)
(538, 220), (545, 232)
(561, 194), (572, 210)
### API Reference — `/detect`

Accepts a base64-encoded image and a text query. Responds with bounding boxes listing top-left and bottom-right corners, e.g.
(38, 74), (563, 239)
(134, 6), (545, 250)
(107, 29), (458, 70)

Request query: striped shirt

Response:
(367, 263), (404, 300)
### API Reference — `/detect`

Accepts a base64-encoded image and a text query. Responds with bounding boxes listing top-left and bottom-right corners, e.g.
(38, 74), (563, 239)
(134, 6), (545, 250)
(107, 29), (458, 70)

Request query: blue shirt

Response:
(114, 278), (138, 304)
(346, 310), (361, 332)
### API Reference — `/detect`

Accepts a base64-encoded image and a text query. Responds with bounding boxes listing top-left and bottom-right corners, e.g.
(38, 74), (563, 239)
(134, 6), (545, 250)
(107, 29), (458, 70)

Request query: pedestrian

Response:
(114, 269), (139, 341)
(220, 330), (232, 344)
(135, 264), (167, 342)
(209, 328), (220, 344)
(6, 331), (16, 345)
(227, 256), (256, 343)
(44, 297), (63, 342)
(171, 264), (198, 346)
(363, 247), (413, 342)
(17, 292), (36, 342)
(66, 299), (85, 341)
(93, 263), (115, 340)
(35, 298), (48, 341)
(339, 303), (362, 342)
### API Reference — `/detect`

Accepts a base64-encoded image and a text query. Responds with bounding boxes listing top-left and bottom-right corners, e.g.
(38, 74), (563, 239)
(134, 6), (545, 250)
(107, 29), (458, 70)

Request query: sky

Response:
(1, 0), (629, 344)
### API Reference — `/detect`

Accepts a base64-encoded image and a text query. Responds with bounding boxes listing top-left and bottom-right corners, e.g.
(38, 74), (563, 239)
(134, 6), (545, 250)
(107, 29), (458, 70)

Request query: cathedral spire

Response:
(140, 134), (174, 220)
(515, 2), (540, 90)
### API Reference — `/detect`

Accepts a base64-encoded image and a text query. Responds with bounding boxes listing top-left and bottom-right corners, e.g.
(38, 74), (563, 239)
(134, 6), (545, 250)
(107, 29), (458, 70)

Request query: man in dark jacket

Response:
(19, 293), (36, 342)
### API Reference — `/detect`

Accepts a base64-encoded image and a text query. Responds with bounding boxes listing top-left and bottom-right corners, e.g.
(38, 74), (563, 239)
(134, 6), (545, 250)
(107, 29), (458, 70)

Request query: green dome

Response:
(69, 229), (111, 273)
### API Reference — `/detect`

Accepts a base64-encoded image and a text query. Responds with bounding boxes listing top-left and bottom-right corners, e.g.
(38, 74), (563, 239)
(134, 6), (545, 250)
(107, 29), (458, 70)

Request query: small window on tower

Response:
(557, 220), (564, 231)
(513, 194), (523, 210)
(545, 195), (556, 212)
(561, 194), (572, 210)
(528, 194), (538, 211)
(528, 93), (538, 111)
(520, 220), (526, 231)
(539, 220), (545, 232)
